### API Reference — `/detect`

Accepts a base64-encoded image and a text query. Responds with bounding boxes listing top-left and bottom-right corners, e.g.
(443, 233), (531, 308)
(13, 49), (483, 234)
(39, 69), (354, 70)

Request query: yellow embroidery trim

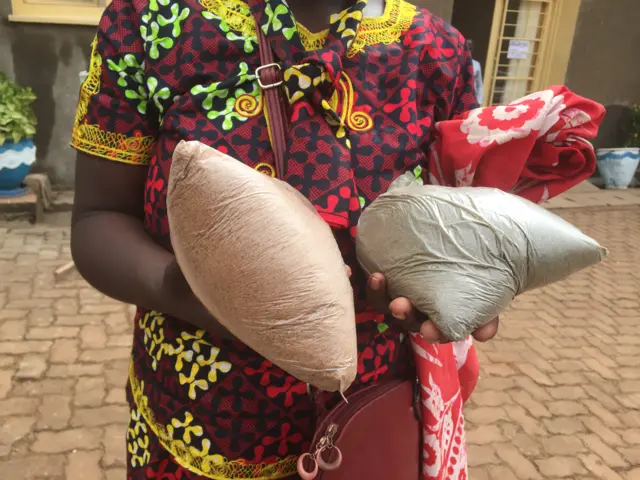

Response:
(74, 36), (101, 129)
(200, 0), (418, 55)
(72, 125), (156, 166)
(129, 363), (298, 480)
(200, 0), (256, 39)
(71, 36), (156, 166)
(235, 92), (263, 118)
(255, 162), (276, 177)
(339, 73), (374, 132)
(296, 24), (327, 52)
(349, 0), (418, 57)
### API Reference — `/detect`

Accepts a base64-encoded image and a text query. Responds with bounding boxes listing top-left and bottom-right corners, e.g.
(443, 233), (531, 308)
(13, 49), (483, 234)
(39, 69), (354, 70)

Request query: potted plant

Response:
(0, 73), (37, 197)
(597, 105), (640, 189)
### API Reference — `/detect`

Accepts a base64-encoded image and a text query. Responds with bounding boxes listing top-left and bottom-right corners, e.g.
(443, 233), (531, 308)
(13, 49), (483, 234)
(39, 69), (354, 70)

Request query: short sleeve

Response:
(71, 0), (156, 166)
(449, 37), (479, 119)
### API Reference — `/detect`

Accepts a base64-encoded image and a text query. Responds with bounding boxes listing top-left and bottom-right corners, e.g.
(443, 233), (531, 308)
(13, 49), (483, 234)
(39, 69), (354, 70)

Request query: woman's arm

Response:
(71, 152), (231, 338)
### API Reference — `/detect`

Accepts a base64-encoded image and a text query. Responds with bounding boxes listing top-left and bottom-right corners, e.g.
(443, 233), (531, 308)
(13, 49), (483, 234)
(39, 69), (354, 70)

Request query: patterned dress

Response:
(71, 0), (481, 478)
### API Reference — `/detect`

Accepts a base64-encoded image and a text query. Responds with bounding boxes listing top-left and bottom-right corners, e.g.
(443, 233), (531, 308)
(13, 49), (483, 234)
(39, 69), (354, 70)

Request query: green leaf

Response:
(377, 322), (390, 334)
(0, 73), (37, 142)
(624, 104), (640, 148)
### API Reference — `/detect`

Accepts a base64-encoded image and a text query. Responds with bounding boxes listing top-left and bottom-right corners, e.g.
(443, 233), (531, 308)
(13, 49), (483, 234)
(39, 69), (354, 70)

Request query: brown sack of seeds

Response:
(356, 172), (608, 342)
(168, 141), (357, 392)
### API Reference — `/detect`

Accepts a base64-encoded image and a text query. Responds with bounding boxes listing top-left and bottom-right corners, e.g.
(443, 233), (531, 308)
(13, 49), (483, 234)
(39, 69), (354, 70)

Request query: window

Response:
(9, 0), (110, 26)
(483, 0), (581, 106)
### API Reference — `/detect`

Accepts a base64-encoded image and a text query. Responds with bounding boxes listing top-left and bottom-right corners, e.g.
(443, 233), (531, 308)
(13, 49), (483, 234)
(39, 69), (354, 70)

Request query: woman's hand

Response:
(365, 273), (500, 343)
(162, 260), (235, 340)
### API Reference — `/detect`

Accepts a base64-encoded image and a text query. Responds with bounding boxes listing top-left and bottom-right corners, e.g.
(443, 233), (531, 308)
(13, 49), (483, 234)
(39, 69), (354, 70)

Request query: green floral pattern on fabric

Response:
(107, 55), (149, 115)
(141, 0), (190, 60)
(191, 62), (258, 131)
(106, 55), (172, 121)
(263, 3), (296, 40)
(147, 77), (172, 119)
(159, 3), (190, 37)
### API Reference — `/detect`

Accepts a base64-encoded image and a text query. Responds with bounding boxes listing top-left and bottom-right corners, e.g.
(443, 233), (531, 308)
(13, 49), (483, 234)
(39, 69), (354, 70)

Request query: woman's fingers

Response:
(389, 297), (424, 334)
(368, 275), (500, 344)
(345, 265), (352, 278)
(366, 273), (390, 313)
(473, 317), (500, 342)
(389, 297), (449, 342)
(389, 296), (414, 321)
(419, 320), (445, 343)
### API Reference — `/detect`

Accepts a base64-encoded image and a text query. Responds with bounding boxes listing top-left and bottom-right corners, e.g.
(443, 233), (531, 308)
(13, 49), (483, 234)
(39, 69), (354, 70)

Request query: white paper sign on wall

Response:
(507, 40), (530, 60)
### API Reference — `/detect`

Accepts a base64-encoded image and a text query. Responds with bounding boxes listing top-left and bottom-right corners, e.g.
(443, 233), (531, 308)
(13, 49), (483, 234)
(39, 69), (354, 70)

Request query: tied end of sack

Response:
(599, 245), (609, 260)
(169, 140), (226, 204)
(339, 368), (355, 395)
(286, 360), (357, 393)
(171, 141), (199, 186)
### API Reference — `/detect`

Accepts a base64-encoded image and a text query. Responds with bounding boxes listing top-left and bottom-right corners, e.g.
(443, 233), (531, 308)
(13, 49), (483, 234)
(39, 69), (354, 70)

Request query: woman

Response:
(71, 0), (499, 478)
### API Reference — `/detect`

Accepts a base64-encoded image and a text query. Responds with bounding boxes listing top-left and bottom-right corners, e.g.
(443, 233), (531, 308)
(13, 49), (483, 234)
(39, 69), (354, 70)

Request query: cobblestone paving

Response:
(467, 207), (640, 480)
(0, 206), (639, 479)
(0, 223), (134, 480)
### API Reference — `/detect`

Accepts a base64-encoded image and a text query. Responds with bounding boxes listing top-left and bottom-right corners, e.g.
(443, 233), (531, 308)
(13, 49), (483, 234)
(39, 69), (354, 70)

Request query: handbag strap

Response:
(256, 28), (289, 179)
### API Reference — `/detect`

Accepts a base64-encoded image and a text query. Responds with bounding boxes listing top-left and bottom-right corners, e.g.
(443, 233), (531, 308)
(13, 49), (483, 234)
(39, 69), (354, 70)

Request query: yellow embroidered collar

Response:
(200, 0), (418, 56)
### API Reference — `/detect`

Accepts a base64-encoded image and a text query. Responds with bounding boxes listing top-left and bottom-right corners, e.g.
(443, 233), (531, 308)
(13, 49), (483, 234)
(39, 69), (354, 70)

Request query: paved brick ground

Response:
(0, 223), (134, 480)
(0, 204), (639, 479)
(467, 207), (640, 480)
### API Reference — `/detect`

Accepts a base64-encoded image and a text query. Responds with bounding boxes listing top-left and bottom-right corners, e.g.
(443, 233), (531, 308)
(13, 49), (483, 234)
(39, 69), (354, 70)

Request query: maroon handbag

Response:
(256, 29), (421, 480)
(300, 380), (421, 480)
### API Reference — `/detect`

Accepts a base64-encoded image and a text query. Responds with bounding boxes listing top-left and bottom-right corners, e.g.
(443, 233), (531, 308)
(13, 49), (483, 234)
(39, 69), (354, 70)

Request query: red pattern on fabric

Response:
(416, 85), (604, 479)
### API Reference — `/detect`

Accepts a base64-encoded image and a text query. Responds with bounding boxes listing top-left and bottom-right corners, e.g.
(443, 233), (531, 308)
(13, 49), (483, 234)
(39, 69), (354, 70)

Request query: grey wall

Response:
(451, 0), (495, 68)
(0, 3), (94, 188)
(414, 0), (454, 21)
(564, 0), (640, 149)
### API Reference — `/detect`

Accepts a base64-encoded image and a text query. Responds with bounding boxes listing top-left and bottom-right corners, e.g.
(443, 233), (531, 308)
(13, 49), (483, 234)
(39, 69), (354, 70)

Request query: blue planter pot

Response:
(596, 148), (640, 189)
(0, 139), (36, 195)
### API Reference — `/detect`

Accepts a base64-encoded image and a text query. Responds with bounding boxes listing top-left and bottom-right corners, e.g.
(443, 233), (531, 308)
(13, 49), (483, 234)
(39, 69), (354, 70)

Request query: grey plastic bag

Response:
(356, 173), (607, 341)
(168, 141), (357, 392)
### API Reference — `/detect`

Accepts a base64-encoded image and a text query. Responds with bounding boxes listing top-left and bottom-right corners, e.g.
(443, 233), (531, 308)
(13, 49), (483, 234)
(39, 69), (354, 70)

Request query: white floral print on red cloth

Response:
(460, 89), (563, 146)
(428, 85), (605, 204)
(413, 85), (605, 480)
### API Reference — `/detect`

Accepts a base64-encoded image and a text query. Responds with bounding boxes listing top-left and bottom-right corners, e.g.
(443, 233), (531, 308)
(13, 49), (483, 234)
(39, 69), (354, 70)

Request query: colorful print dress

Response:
(71, 0), (605, 478)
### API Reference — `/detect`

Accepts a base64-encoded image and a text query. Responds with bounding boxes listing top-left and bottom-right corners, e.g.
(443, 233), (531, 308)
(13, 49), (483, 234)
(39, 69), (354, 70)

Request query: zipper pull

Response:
(297, 423), (343, 478)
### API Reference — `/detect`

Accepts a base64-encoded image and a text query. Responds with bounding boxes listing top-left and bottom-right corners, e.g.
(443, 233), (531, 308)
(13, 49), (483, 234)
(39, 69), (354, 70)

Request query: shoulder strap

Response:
(256, 28), (289, 179)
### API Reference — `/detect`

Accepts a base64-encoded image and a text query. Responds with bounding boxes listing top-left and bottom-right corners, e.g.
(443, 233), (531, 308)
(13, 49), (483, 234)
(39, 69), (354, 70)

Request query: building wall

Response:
(7, 0), (636, 187)
(0, 5), (94, 188)
(414, 0), (454, 21)
(450, 0), (495, 73)
(564, 0), (640, 149)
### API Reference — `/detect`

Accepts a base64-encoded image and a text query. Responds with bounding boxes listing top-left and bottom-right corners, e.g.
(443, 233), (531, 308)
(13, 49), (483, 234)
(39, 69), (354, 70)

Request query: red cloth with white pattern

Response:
(417, 86), (605, 480)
